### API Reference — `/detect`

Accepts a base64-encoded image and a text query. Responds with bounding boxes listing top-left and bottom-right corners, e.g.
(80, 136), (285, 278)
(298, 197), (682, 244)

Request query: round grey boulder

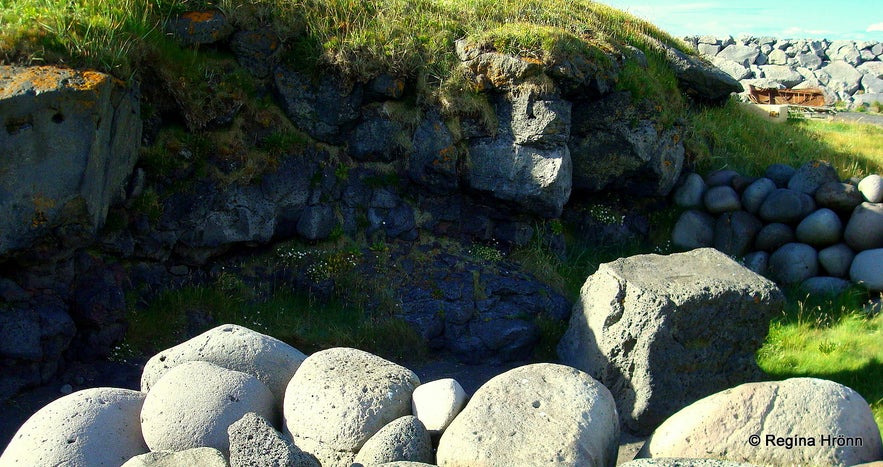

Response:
(283, 347), (420, 459)
(795, 208), (843, 247)
(765, 163), (796, 188)
(851, 248), (883, 291)
(788, 160), (840, 195)
(121, 447), (228, 467)
(673, 172), (707, 208)
(141, 361), (275, 454)
(818, 243), (855, 277)
(436, 363), (619, 467)
(845, 202), (883, 251)
(141, 323), (306, 411)
(755, 223), (795, 252)
(741, 177), (776, 214)
(714, 211), (763, 257)
(353, 416), (433, 466)
(638, 378), (883, 466)
(704, 185), (742, 214)
(0, 388), (147, 466)
(705, 169), (739, 187)
(758, 189), (816, 224)
(769, 243), (819, 285)
(743, 251), (769, 276)
(672, 210), (715, 250)
(815, 181), (864, 213)
(411, 378), (468, 435)
(858, 174), (883, 202)
(800, 276), (852, 296)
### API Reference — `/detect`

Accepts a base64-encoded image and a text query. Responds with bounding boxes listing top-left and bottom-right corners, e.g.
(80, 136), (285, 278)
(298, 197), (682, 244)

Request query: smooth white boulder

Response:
(140, 360), (275, 455)
(639, 378), (883, 466)
(0, 387), (147, 466)
(141, 323), (306, 410)
(121, 447), (228, 466)
(411, 378), (468, 434)
(283, 347), (420, 464)
(437, 363), (619, 466)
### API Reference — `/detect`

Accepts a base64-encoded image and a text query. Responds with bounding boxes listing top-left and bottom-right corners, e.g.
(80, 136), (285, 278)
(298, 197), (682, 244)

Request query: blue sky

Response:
(598, 0), (883, 41)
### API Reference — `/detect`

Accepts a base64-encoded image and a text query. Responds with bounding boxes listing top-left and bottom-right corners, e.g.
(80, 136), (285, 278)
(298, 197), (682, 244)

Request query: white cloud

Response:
(868, 22), (883, 32)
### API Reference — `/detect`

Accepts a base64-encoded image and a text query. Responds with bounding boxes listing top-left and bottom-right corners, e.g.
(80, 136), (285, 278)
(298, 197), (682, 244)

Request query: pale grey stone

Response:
(638, 378), (883, 466)
(559, 248), (783, 434)
(141, 361), (275, 454)
(122, 448), (228, 467)
(858, 174), (883, 203)
(284, 347), (420, 461)
(142, 324), (306, 411)
(411, 378), (467, 434)
(0, 388), (147, 466)
(437, 363), (619, 467)
(353, 416), (432, 466)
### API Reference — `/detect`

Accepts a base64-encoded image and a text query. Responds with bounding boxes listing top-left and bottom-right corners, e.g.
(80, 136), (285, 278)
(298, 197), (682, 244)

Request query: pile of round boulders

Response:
(671, 161), (883, 295)
(1, 323), (881, 466)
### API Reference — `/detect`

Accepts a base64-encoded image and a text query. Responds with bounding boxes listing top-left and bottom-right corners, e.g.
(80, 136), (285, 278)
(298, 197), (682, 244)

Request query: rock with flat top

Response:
(558, 248), (783, 435)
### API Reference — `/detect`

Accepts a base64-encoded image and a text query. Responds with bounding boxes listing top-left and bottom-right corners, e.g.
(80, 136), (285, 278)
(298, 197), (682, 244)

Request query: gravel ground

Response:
(831, 111), (883, 128)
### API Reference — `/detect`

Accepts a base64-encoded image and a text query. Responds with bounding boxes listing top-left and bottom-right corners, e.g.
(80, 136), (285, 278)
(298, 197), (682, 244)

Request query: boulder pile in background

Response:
(672, 162), (883, 294)
(682, 36), (883, 108)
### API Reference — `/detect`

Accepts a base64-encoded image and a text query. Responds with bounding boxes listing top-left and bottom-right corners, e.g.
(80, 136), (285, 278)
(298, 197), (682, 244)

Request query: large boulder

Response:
(140, 361), (276, 454)
(465, 91), (573, 217)
(283, 348), (420, 466)
(817, 61), (863, 95)
(638, 378), (883, 466)
(141, 324), (307, 410)
(121, 447), (228, 467)
(851, 248), (883, 291)
(0, 66), (141, 258)
(352, 416), (433, 466)
(0, 388), (148, 466)
(436, 363), (619, 467)
(768, 243), (819, 285)
(844, 202), (883, 251)
(569, 92), (685, 197)
(558, 248), (784, 435)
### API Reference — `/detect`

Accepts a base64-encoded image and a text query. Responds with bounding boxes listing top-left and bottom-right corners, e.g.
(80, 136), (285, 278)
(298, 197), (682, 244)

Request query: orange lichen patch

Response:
(69, 70), (110, 91)
(182, 10), (220, 23)
(0, 66), (113, 98)
(520, 56), (544, 65)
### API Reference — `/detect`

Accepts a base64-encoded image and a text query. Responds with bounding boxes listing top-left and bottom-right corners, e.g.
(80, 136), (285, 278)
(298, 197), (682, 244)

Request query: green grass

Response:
(120, 283), (427, 363)
(757, 290), (883, 432)
(688, 99), (883, 177)
(0, 0), (687, 106)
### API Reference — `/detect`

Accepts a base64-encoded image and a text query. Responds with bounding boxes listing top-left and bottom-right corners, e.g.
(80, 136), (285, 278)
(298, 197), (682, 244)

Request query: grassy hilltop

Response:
(2, 0), (883, 432)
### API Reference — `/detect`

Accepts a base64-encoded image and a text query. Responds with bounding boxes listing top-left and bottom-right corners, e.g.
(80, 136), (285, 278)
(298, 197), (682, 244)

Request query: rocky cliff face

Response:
(0, 66), (141, 260)
(0, 13), (740, 400)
